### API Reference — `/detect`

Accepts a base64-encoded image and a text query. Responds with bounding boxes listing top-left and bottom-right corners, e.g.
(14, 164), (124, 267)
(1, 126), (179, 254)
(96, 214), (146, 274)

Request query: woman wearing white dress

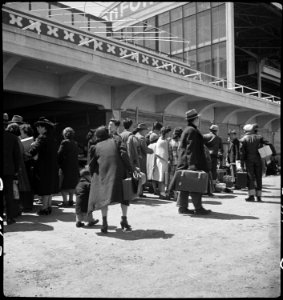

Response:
(146, 133), (159, 195)
(155, 127), (171, 199)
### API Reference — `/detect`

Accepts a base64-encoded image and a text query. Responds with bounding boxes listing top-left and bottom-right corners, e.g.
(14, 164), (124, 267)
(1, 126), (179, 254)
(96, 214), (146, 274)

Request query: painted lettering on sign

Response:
(102, 2), (158, 21)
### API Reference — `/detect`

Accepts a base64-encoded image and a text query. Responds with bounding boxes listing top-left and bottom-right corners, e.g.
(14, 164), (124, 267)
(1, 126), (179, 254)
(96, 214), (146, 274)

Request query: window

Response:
(183, 3), (196, 17)
(197, 10), (211, 47)
(171, 20), (183, 55)
(184, 15), (196, 51)
(197, 46), (212, 76)
(159, 24), (170, 54)
(171, 6), (182, 22)
(144, 18), (157, 50)
(212, 5), (226, 43)
(132, 22), (144, 47)
(184, 50), (197, 69)
(197, 2), (211, 13)
(212, 42), (226, 79)
(158, 11), (170, 26)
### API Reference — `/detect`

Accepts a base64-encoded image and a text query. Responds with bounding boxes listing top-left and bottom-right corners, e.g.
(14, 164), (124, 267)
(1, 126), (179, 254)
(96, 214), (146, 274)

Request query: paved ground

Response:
(2, 175), (281, 298)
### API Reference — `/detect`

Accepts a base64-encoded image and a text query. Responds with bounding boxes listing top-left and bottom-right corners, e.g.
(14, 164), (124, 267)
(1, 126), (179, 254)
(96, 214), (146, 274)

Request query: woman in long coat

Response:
(57, 127), (80, 207)
(155, 126), (171, 199)
(88, 126), (133, 233)
(29, 117), (59, 215)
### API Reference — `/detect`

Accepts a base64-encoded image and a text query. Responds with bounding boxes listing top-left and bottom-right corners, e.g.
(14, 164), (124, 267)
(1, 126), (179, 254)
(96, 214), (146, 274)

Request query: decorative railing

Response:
(2, 5), (281, 105)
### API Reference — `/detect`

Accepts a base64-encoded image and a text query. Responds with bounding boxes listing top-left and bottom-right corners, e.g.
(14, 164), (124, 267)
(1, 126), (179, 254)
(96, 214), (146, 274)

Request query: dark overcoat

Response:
(88, 137), (132, 211)
(29, 132), (59, 195)
(57, 139), (80, 190)
(75, 177), (90, 214)
(177, 123), (209, 172)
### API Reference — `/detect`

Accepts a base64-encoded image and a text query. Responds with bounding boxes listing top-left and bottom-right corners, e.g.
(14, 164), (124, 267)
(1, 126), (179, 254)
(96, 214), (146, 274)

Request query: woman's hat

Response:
(185, 109), (200, 120)
(149, 133), (159, 143)
(95, 126), (109, 140)
(243, 124), (253, 132)
(9, 115), (25, 124)
(137, 123), (148, 131)
(34, 116), (55, 128)
(210, 124), (219, 131)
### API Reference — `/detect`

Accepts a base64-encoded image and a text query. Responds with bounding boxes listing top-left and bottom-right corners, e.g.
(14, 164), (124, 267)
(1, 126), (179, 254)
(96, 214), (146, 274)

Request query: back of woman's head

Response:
(6, 123), (21, 136)
(20, 123), (34, 137)
(95, 126), (109, 141)
(122, 118), (133, 130)
(63, 127), (75, 140)
(160, 126), (171, 138)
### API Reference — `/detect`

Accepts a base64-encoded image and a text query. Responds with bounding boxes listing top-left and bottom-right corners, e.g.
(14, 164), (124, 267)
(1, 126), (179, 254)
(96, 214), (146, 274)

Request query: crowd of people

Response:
(2, 110), (279, 231)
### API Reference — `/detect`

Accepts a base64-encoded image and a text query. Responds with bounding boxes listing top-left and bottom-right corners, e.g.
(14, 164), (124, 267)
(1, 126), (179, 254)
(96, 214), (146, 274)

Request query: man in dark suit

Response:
(227, 129), (240, 184)
(3, 113), (21, 224)
(176, 109), (212, 215)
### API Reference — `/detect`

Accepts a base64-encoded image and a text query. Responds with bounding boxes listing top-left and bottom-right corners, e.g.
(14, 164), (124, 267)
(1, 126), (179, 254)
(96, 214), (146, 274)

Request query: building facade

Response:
(2, 2), (281, 159)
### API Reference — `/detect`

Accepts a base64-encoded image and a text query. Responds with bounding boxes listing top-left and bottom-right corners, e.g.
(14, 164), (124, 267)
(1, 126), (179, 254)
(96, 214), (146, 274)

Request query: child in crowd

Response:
(75, 167), (99, 228)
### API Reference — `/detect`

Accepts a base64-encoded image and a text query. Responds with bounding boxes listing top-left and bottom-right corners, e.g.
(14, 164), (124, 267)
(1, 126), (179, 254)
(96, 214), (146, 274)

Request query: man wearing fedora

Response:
(203, 124), (224, 193)
(240, 124), (272, 202)
(176, 109), (211, 215)
(8, 115), (25, 125)
(134, 123), (154, 197)
(3, 113), (22, 224)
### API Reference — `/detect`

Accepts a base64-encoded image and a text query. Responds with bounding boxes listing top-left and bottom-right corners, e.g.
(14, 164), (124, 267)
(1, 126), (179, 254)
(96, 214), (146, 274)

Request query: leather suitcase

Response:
(122, 178), (137, 201)
(174, 170), (208, 193)
(223, 175), (233, 188)
(235, 172), (247, 188)
(217, 169), (226, 182)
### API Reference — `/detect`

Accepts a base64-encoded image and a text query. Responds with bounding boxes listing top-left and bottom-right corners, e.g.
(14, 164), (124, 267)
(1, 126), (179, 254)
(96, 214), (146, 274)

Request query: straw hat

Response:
(243, 124), (253, 132)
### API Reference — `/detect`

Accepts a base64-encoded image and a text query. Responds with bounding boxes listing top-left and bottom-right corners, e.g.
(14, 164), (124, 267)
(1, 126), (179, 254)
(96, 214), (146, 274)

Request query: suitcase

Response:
(235, 172), (247, 188)
(173, 170), (208, 193)
(217, 169), (226, 182)
(122, 178), (137, 201)
(223, 175), (233, 188)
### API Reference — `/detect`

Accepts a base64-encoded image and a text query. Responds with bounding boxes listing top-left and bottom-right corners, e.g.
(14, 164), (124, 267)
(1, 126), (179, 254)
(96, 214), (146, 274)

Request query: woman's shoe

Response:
(120, 217), (132, 231)
(68, 200), (74, 206)
(37, 208), (49, 215)
(101, 224), (108, 233)
(47, 207), (52, 214)
(87, 219), (99, 227)
(57, 202), (68, 207)
(76, 221), (85, 228)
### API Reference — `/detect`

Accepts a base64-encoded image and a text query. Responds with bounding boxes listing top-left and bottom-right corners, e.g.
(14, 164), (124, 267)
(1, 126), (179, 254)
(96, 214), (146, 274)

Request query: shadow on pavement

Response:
(260, 200), (280, 204)
(131, 198), (172, 206)
(191, 211), (259, 220)
(202, 200), (222, 205)
(212, 195), (237, 199)
(4, 221), (53, 233)
(96, 229), (174, 240)
(261, 195), (281, 199)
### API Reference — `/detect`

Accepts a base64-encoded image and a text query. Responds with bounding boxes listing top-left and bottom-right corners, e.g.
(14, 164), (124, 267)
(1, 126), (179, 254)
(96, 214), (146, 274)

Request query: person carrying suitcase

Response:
(176, 109), (211, 215)
(239, 124), (270, 202)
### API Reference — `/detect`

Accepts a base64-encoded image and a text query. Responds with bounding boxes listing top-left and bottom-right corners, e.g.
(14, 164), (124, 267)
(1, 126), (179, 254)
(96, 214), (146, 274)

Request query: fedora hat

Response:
(185, 109), (200, 120)
(9, 115), (24, 124)
(137, 123), (148, 131)
(243, 124), (253, 132)
(34, 116), (55, 128)
(210, 124), (219, 131)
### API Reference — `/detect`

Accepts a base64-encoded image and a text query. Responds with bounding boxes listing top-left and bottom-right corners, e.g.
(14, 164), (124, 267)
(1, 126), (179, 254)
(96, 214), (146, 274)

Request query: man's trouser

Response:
(177, 190), (202, 210)
(246, 159), (262, 196)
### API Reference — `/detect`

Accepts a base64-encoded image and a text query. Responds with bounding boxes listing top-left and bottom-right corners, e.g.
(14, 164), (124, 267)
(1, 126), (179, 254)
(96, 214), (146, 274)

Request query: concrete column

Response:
(226, 2), (235, 89)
